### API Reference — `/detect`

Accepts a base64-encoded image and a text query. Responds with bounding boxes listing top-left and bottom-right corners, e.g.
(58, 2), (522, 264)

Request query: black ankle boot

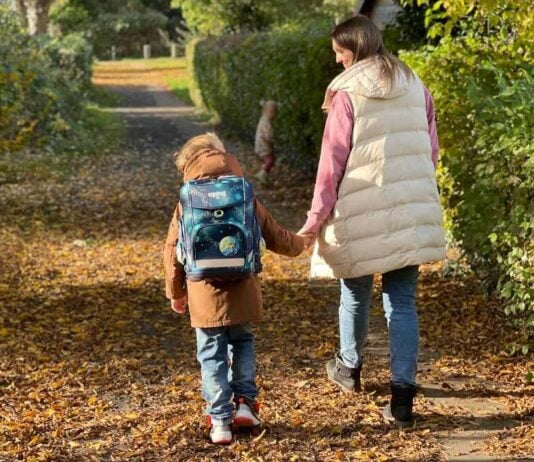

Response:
(383, 382), (417, 428)
(326, 354), (362, 392)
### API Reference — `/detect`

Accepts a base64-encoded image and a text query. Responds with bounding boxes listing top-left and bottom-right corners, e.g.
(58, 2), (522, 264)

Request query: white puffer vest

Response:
(311, 57), (446, 279)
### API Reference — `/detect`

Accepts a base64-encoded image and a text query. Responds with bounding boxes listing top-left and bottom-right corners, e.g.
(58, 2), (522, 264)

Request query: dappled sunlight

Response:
(1, 59), (531, 461)
(93, 58), (188, 88)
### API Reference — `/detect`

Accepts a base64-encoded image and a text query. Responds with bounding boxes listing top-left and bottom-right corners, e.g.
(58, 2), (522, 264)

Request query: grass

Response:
(93, 57), (194, 105)
(99, 57), (187, 70)
(93, 57), (188, 89)
(90, 85), (124, 108)
(165, 74), (193, 104)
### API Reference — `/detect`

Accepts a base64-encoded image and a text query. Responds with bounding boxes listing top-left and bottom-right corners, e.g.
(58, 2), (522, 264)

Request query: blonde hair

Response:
(174, 132), (225, 174)
(331, 15), (413, 91)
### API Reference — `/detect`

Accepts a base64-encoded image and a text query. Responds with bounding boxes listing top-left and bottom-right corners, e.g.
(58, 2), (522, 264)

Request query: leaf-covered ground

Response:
(0, 60), (532, 461)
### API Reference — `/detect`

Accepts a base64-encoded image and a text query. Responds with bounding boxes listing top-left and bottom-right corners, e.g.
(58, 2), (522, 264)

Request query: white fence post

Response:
(111, 46), (116, 61)
(171, 43), (178, 58)
(143, 44), (151, 59)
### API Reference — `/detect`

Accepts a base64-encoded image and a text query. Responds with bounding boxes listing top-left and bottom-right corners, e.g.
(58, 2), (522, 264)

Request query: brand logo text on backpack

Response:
(208, 191), (227, 199)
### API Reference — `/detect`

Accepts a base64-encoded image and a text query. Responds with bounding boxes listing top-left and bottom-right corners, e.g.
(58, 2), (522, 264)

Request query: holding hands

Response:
(298, 229), (317, 251)
(169, 228), (316, 317)
(322, 88), (338, 112)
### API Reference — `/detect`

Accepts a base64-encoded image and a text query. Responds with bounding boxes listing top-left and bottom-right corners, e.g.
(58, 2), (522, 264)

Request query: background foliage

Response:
(172, 0), (350, 35)
(0, 7), (94, 153)
(401, 0), (533, 347)
(187, 27), (338, 170)
(50, 0), (188, 59)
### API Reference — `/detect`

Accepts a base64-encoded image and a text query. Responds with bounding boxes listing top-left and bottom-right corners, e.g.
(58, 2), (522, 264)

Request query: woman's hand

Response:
(322, 88), (338, 112)
(298, 229), (318, 250)
(171, 295), (188, 314)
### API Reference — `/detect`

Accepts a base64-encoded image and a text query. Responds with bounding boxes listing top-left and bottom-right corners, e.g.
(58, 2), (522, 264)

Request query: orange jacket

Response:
(163, 149), (304, 328)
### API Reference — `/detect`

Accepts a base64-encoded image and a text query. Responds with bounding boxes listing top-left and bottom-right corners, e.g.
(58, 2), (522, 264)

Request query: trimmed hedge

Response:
(402, 39), (533, 344)
(187, 29), (339, 171)
(0, 8), (93, 153)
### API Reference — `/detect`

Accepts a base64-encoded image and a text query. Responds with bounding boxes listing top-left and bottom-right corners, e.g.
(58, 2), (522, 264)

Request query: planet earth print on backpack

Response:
(177, 175), (264, 281)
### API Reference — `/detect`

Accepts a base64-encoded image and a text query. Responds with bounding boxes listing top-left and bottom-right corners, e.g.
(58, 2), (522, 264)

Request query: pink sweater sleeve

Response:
(302, 87), (438, 235)
(424, 85), (439, 168)
(302, 92), (354, 235)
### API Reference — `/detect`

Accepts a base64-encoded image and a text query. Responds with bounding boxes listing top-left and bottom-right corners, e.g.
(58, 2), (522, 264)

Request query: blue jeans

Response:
(196, 323), (257, 424)
(339, 265), (419, 386)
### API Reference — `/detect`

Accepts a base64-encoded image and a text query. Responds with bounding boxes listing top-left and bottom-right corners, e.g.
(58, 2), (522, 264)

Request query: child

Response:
(163, 133), (306, 444)
(254, 100), (278, 184)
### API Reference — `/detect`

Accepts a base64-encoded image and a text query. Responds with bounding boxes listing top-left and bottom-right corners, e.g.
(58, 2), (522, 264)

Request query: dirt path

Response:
(0, 62), (531, 461)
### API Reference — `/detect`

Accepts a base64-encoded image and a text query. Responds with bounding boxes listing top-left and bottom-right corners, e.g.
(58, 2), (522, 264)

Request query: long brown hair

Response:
(331, 15), (412, 89)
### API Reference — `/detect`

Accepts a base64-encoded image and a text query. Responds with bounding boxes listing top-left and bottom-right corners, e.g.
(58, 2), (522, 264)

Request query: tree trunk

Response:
(9, 0), (25, 14)
(9, 0), (28, 26)
(22, 0), (53, 35)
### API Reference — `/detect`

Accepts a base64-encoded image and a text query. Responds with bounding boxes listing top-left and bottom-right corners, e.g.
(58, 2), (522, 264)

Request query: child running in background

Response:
(254, 100), (278, 184)
(163, 133), (307, 444)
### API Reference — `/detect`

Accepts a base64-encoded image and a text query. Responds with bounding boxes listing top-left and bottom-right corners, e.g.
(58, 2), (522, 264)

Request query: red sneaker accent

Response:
(234, 398), (261, 427)
(233, 416), (256, 427)
(236, 397), (260, 412)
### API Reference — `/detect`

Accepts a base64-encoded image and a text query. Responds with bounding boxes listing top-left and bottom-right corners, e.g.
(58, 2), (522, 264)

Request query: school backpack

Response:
(177, 175), (264, 281)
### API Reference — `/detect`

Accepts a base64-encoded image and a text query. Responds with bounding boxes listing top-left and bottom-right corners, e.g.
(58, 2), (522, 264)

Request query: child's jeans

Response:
(338, 265), (419, 386)
(196, 323), (257, 425)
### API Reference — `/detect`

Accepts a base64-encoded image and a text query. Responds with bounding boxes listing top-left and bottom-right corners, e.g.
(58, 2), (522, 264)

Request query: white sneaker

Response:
(209, 422), (232, 444)
(233, 397), (261, 427)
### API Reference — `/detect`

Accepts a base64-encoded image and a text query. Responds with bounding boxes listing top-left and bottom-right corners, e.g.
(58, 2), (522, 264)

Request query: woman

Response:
(299, 16), (446, 428)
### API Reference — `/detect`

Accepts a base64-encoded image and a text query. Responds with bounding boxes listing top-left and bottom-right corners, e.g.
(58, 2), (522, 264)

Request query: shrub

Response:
(49, 2), (92, 36)
(50, 0), (171, 59)
(402, 38), (533, 346)
(0, 7), (93, 153)
(187, 28), (339, 171)
(44, 32), (94, 90)
(90, 10), (169, 59)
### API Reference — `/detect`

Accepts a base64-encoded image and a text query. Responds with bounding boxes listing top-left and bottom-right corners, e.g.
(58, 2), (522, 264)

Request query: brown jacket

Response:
(163, 149), (304, 328)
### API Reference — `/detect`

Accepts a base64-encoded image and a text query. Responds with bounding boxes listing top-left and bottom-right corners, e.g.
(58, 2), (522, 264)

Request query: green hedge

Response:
(187, 29), (339, 171)
(402, 39), (533, 345)
(0, 7), (93, 153)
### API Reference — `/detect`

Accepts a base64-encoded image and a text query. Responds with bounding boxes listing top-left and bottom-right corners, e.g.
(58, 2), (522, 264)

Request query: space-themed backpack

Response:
(177, 175), (264, 281)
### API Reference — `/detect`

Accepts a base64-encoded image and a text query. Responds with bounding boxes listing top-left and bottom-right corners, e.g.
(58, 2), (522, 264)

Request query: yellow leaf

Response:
(151, 433), (169, 446)
(29, 435), (44, 446)
(290, 414), (302, 427)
